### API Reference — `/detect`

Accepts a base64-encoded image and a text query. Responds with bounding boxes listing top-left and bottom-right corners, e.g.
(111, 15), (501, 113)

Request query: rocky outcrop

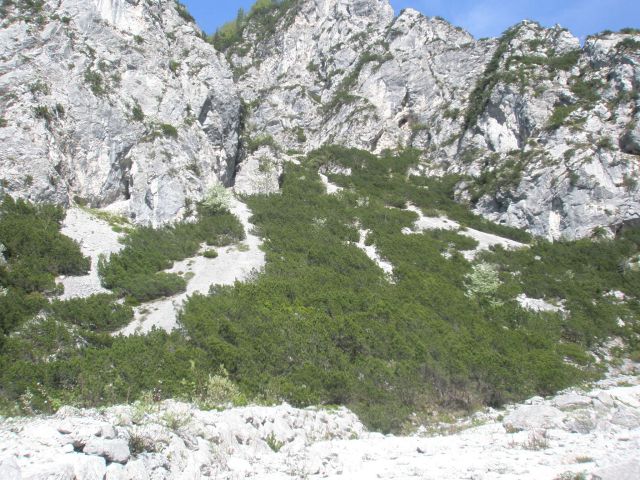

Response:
(1, 0), (639, 238)
(0, 0), (241, 226)
(0, 363), (638, 479)
(223, 0), (640, 240)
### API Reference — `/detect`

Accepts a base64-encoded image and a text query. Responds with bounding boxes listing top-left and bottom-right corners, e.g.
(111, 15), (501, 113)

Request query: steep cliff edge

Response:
(0, 0), (241, 226)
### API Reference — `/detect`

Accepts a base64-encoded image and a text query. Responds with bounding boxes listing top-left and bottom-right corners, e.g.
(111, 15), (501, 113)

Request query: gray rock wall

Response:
(0, 0), (241, 226)
(226, 0), (640, 240)
(1, 0), (639, 238)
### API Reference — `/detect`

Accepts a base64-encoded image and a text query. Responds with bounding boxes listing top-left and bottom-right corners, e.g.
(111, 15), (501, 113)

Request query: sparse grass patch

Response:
(265, 432), (285, 452)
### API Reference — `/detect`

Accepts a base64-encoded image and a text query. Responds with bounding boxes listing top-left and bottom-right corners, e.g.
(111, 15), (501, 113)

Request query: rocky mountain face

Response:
(0, 0), (241, 225)
(1, 0), (639, 239)
(223, 0), (640, 239)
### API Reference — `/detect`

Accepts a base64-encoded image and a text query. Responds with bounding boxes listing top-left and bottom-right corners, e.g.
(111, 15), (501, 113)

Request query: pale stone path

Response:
(354, 228), (394, 280)
(119, 197), (265, 335)
(55, 198), (264, 335)
(403, 203), (527, 260)
(56, 208), (124, 300)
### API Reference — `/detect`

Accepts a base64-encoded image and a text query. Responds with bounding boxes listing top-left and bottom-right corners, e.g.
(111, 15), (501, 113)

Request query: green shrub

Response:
(203, 249), (218, 259)
(98, 205), (243, 302)
(194, 367), (245, 409)
(175, 1), (195, 23)
(131, 103), (144, 122)
(169, 60), (180, 73)
(546, 105), (577, 130)
(84, 69), (105, 96)
(159, 123), (178, 138)
(210, 0), (299, 53)
(2, 147), (638, 434)
(33, 105), (52, 123)
(617, 38), (640, 52)
(246, 134), (278, 153)
(464, 27), (518, 127)
(47, 294), (133, 332)
(200, 184), (231, 215)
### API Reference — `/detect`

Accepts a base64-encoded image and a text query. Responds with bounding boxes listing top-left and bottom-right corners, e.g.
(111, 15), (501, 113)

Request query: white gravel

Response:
(56, 208), (124, 300)
(119, 197), (265, 335)
(354, 228), (394, 280)
(403, 204), (526, 260)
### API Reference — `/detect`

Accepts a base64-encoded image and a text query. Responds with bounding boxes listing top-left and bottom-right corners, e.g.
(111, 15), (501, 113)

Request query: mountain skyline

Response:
(181, 0), (639, 40)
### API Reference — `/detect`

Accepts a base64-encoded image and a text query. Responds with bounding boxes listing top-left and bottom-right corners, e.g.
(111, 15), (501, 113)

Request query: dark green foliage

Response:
(571, 79), (602, 104)
(617, 38), (640, 52)
(294, 127), (306, 143)
(0, 329), (211, 413)
(0, 1), (46, 25)
(246, 134), (278, 153)
(466, 28), (581, 128)
(0, 117), (7, 128)
(546, 105), (578, 130)
(0, 290), (46, 348)
(98, 208), (244, 302)
(84, 69), (105, 96)
(203, 249), (218, 259)
(1, 150), (638, 431)
(47, 294), (133, 333)
(169, 60), (180, 74)
(175, 1), (195, 23)
(176, 147), (635, 431)
(210, 0), (299, 53)
(159, 123), (178, 138)
(0, 196), (89, 348)
(469, 158), (525, 204)
(510, 51), (580, 73)
(323, 51), (392, 114)
(33, 105), (52, 123)
(546, 78), (602, 130)
(0, 197), (89, 294)
(464, 27), (518, 128)
(131, 103), (144, 122)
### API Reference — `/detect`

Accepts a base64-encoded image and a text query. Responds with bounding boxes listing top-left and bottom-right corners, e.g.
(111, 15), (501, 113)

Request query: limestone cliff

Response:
(222, 0), (640, 239)
(0, 0), (241, 225)
(2, 0), (640, 239)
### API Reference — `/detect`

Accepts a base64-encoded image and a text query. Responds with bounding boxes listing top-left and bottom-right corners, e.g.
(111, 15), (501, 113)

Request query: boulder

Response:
(593, 460), (640, 480)
(610, 407), (640, 429)
(22, 462), (75, 480)
(503, 405), (565, 431)
(0, 456), (21, 480)
(71, 455), (106, 480)
(83, 438), (130, 464)
(104, 464), (126, 480)
(553, 393), (593, 410)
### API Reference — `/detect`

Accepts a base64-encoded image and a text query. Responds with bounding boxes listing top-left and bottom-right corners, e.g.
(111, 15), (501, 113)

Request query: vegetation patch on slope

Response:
(98, 200), (245, 303)
(1, 150), (639, 432)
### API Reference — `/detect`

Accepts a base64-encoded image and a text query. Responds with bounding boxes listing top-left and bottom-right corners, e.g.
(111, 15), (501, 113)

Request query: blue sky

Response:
(181, 0), (639, 40)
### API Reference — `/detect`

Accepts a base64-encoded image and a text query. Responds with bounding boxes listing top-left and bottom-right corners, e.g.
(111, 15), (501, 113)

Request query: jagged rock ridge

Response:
(222, 0), (640, 240)
(1, 0), (639, 239)
(0, 0), (241, 225)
